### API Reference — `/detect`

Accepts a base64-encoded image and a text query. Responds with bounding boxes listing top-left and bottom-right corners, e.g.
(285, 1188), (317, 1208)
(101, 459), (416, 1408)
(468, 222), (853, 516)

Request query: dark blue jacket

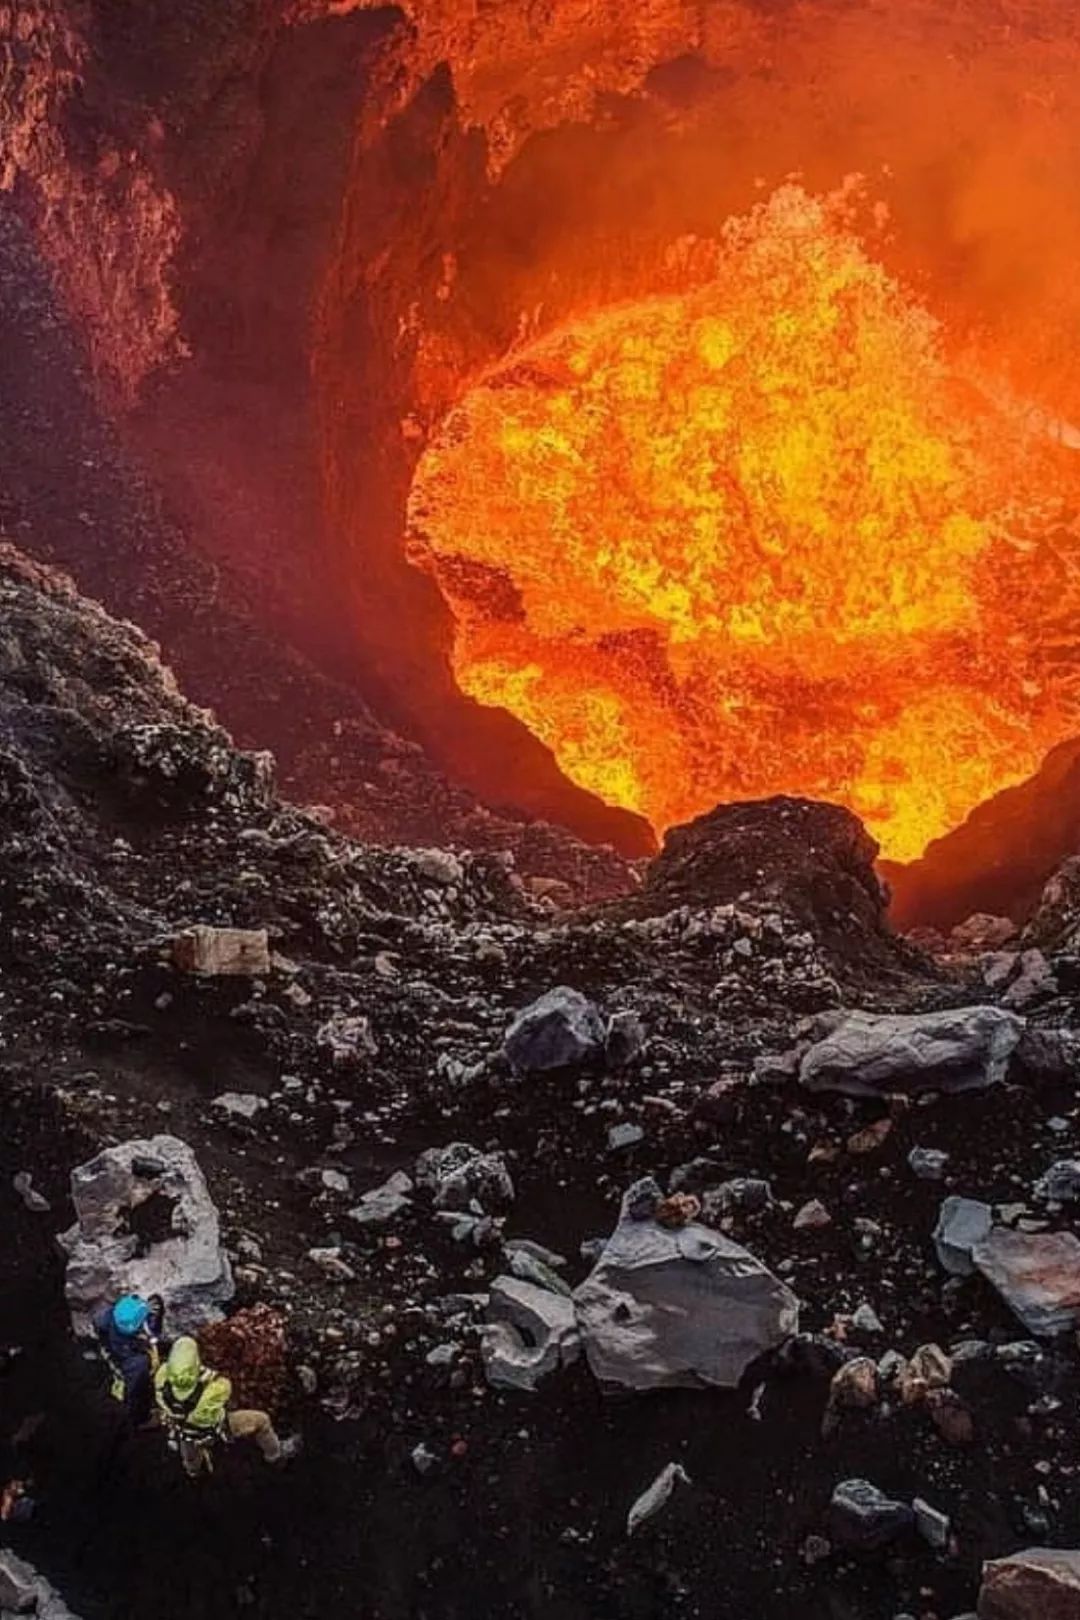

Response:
(94, 1305), (154, 1423)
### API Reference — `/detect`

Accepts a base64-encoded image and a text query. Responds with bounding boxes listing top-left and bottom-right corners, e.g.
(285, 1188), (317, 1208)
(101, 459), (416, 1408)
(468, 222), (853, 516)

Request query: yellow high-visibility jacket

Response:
(154, 1363), (232, 1439)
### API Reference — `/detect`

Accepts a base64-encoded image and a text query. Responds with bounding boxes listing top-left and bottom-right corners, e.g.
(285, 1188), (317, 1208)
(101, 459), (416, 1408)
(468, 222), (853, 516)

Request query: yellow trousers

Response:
(179, 1409), (282, 1476)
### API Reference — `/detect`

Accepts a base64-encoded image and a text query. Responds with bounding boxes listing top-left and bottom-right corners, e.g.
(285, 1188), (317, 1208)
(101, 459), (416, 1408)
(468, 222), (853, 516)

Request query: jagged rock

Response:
(793, 1199), (832, 1230)
(925, 1386), (975, 1446)
(1034, 1161), (1080, 1203)
(481, 1276), (580, 1392)
(58, 1135), (234, 1336)
(0, 1549), (82, 1618)
(913, 1497), (950, 1551)
(171, 925), (271, 976)
(635, 798), (893, 968)
(415, 1143), (514, 1212)
(800, 1006), (1023, 1097)
(978, 1548), (1080, 1619)
(898, 1343), (952, 1402)
(505, 1247), (572, 1297)
(606, 1009), (646, 1067)
(503, 986), (605, 1073)
(829, 1479), (914, 1550)
(1011, 1026), (1080, 1082)
(11, 1170), (50, 1212)
(908, 1147), (950, 1181)
(950, 914), (1018, 951)
(700, 1177), (773, 1219)
(503, 1237), (567, 1270)
(0, 1550), (36, 1615)
(1025, 856), (1080, 955)
(934, 1197), (993, 1277)
(411, 848), (463, 887)
(574, 1178), (798, 1391)
(307, 1247), (356, 1282)
(972, 1229), (1080, 1336)
(211, 1092), (267, 1121)
(626, 1462), (691, 1537)
(316, 1011), (378, 1065)
(822, 1357), (879, 1436)
(347, 1171), (414, 1228)
(1001, 950), (1057, 1011)
(607, 1122), (644, 1151)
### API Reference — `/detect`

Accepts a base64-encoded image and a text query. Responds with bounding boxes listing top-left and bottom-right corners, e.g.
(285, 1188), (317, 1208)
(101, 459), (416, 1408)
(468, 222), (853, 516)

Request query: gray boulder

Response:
(1034, 1160), (1080, 1204)
(504, 986), (605, 1073)
(800, 1006), (1024, 1098)
(934, 1196), (993, 1278)
(829, 1479), (914, 1550)
(481, 1276), (580, 1392)
(0, 1550), (82, 1619)
(316, 1011), (378, 1065)
(908, 1147), (950, 1182)
(972, 1229), (1080, 1337)
(347, 1171), (414, 1229)
(1001, 950), (1057, 1011)
(415, 1142), (514, 1212)
(58, 1135), (234, 1337)
(573, 1178), (798, 1391)
(978, 1548), (1080, 1620)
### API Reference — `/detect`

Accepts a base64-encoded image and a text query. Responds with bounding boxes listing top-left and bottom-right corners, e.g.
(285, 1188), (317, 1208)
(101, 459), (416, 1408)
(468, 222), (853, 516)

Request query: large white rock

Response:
(482, 1276), (580, 1392)
(574, 1179), (798, 1391)
(58, 1135), (234, 1337)
(800, 1006), (1024, 1098)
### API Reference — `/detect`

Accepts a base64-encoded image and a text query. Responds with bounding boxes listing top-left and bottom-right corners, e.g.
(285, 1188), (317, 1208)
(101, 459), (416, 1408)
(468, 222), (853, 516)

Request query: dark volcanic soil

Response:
(1, 544), (1080, 1620)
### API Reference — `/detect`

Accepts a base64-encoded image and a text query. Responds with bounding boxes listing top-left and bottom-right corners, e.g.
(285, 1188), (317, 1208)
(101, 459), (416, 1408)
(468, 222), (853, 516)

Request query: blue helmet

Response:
(112, 1295), (150, 1336)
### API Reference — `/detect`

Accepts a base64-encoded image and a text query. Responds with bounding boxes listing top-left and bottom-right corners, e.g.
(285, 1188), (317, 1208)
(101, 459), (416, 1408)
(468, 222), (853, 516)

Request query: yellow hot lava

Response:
(408, 186), (1080, 861)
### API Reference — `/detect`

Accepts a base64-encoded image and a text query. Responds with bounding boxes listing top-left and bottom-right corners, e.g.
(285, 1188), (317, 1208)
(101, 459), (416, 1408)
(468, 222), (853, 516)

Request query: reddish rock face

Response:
(8, 0), (1080, 892)
(979, 1548), (1080, 1620)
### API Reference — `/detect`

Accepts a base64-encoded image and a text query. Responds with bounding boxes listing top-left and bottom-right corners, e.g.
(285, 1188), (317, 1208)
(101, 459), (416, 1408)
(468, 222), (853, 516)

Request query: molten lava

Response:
(408, 186), (1080, 861)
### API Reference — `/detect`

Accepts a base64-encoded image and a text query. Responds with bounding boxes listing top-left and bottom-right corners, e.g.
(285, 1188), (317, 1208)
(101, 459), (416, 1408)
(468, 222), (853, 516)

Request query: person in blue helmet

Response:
(93, 1292), (166, 1426)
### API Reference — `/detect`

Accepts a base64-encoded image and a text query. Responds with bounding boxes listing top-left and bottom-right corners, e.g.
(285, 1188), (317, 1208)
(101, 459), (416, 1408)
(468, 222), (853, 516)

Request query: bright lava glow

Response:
(408, 186), (1080, 862)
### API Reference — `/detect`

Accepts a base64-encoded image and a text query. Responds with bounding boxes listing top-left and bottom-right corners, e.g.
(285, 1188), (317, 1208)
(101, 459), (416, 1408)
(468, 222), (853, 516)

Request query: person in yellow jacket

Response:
(154, 1336), (297, 1478)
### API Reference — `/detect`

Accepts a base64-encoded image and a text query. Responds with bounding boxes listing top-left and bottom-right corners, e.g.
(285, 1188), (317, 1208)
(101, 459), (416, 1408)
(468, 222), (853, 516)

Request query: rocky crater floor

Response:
(2, 545), (1080, 1620)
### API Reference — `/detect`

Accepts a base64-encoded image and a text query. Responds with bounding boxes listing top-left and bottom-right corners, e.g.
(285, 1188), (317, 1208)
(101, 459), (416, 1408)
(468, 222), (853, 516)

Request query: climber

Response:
(93, 1292), (166, 1427)
(154, 1336), (296, 1478)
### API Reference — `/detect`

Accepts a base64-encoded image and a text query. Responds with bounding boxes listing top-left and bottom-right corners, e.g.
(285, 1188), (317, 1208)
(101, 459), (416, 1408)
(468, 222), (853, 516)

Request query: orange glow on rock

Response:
(408, 185), (1080, 861)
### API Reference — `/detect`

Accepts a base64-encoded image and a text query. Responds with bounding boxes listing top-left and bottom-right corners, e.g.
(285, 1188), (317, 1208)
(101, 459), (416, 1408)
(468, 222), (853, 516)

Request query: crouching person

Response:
(94, 1293), (166, 1427)
(155, 1336), (296, 1478)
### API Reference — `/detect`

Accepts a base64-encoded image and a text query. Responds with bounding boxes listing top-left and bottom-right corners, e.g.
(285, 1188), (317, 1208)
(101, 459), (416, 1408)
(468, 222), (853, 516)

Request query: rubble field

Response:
(2, 545), (1080, 1620)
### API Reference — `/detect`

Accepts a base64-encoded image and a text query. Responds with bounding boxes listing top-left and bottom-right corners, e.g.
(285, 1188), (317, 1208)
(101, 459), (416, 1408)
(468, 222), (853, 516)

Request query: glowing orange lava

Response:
(408, 186), (1080, 861)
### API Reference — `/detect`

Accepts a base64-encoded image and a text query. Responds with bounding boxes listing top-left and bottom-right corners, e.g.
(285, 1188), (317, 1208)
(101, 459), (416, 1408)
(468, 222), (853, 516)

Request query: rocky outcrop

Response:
(979, 1548), (1080, 1620)
(0, 4), (181, 402)
(1024, 857), (1080, 955)
(799, 1007), (1024, 1098)
(503, 987), (606, 1074)
(628, 798), (909, 980)
(0, 1549), (82, 1620)
(59, 1136), (234, 1336)
(887, 738), (1080, 930)
(574, 1178), (798, 1391)
(971, 1230), (1080, 1338)
(481, 1277), (580, 1392)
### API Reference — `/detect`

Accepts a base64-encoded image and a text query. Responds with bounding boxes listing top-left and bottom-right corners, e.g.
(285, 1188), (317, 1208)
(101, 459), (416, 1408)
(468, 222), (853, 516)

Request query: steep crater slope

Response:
(8, 1), (1080, 909)
(2, 548), (1080, 1620)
